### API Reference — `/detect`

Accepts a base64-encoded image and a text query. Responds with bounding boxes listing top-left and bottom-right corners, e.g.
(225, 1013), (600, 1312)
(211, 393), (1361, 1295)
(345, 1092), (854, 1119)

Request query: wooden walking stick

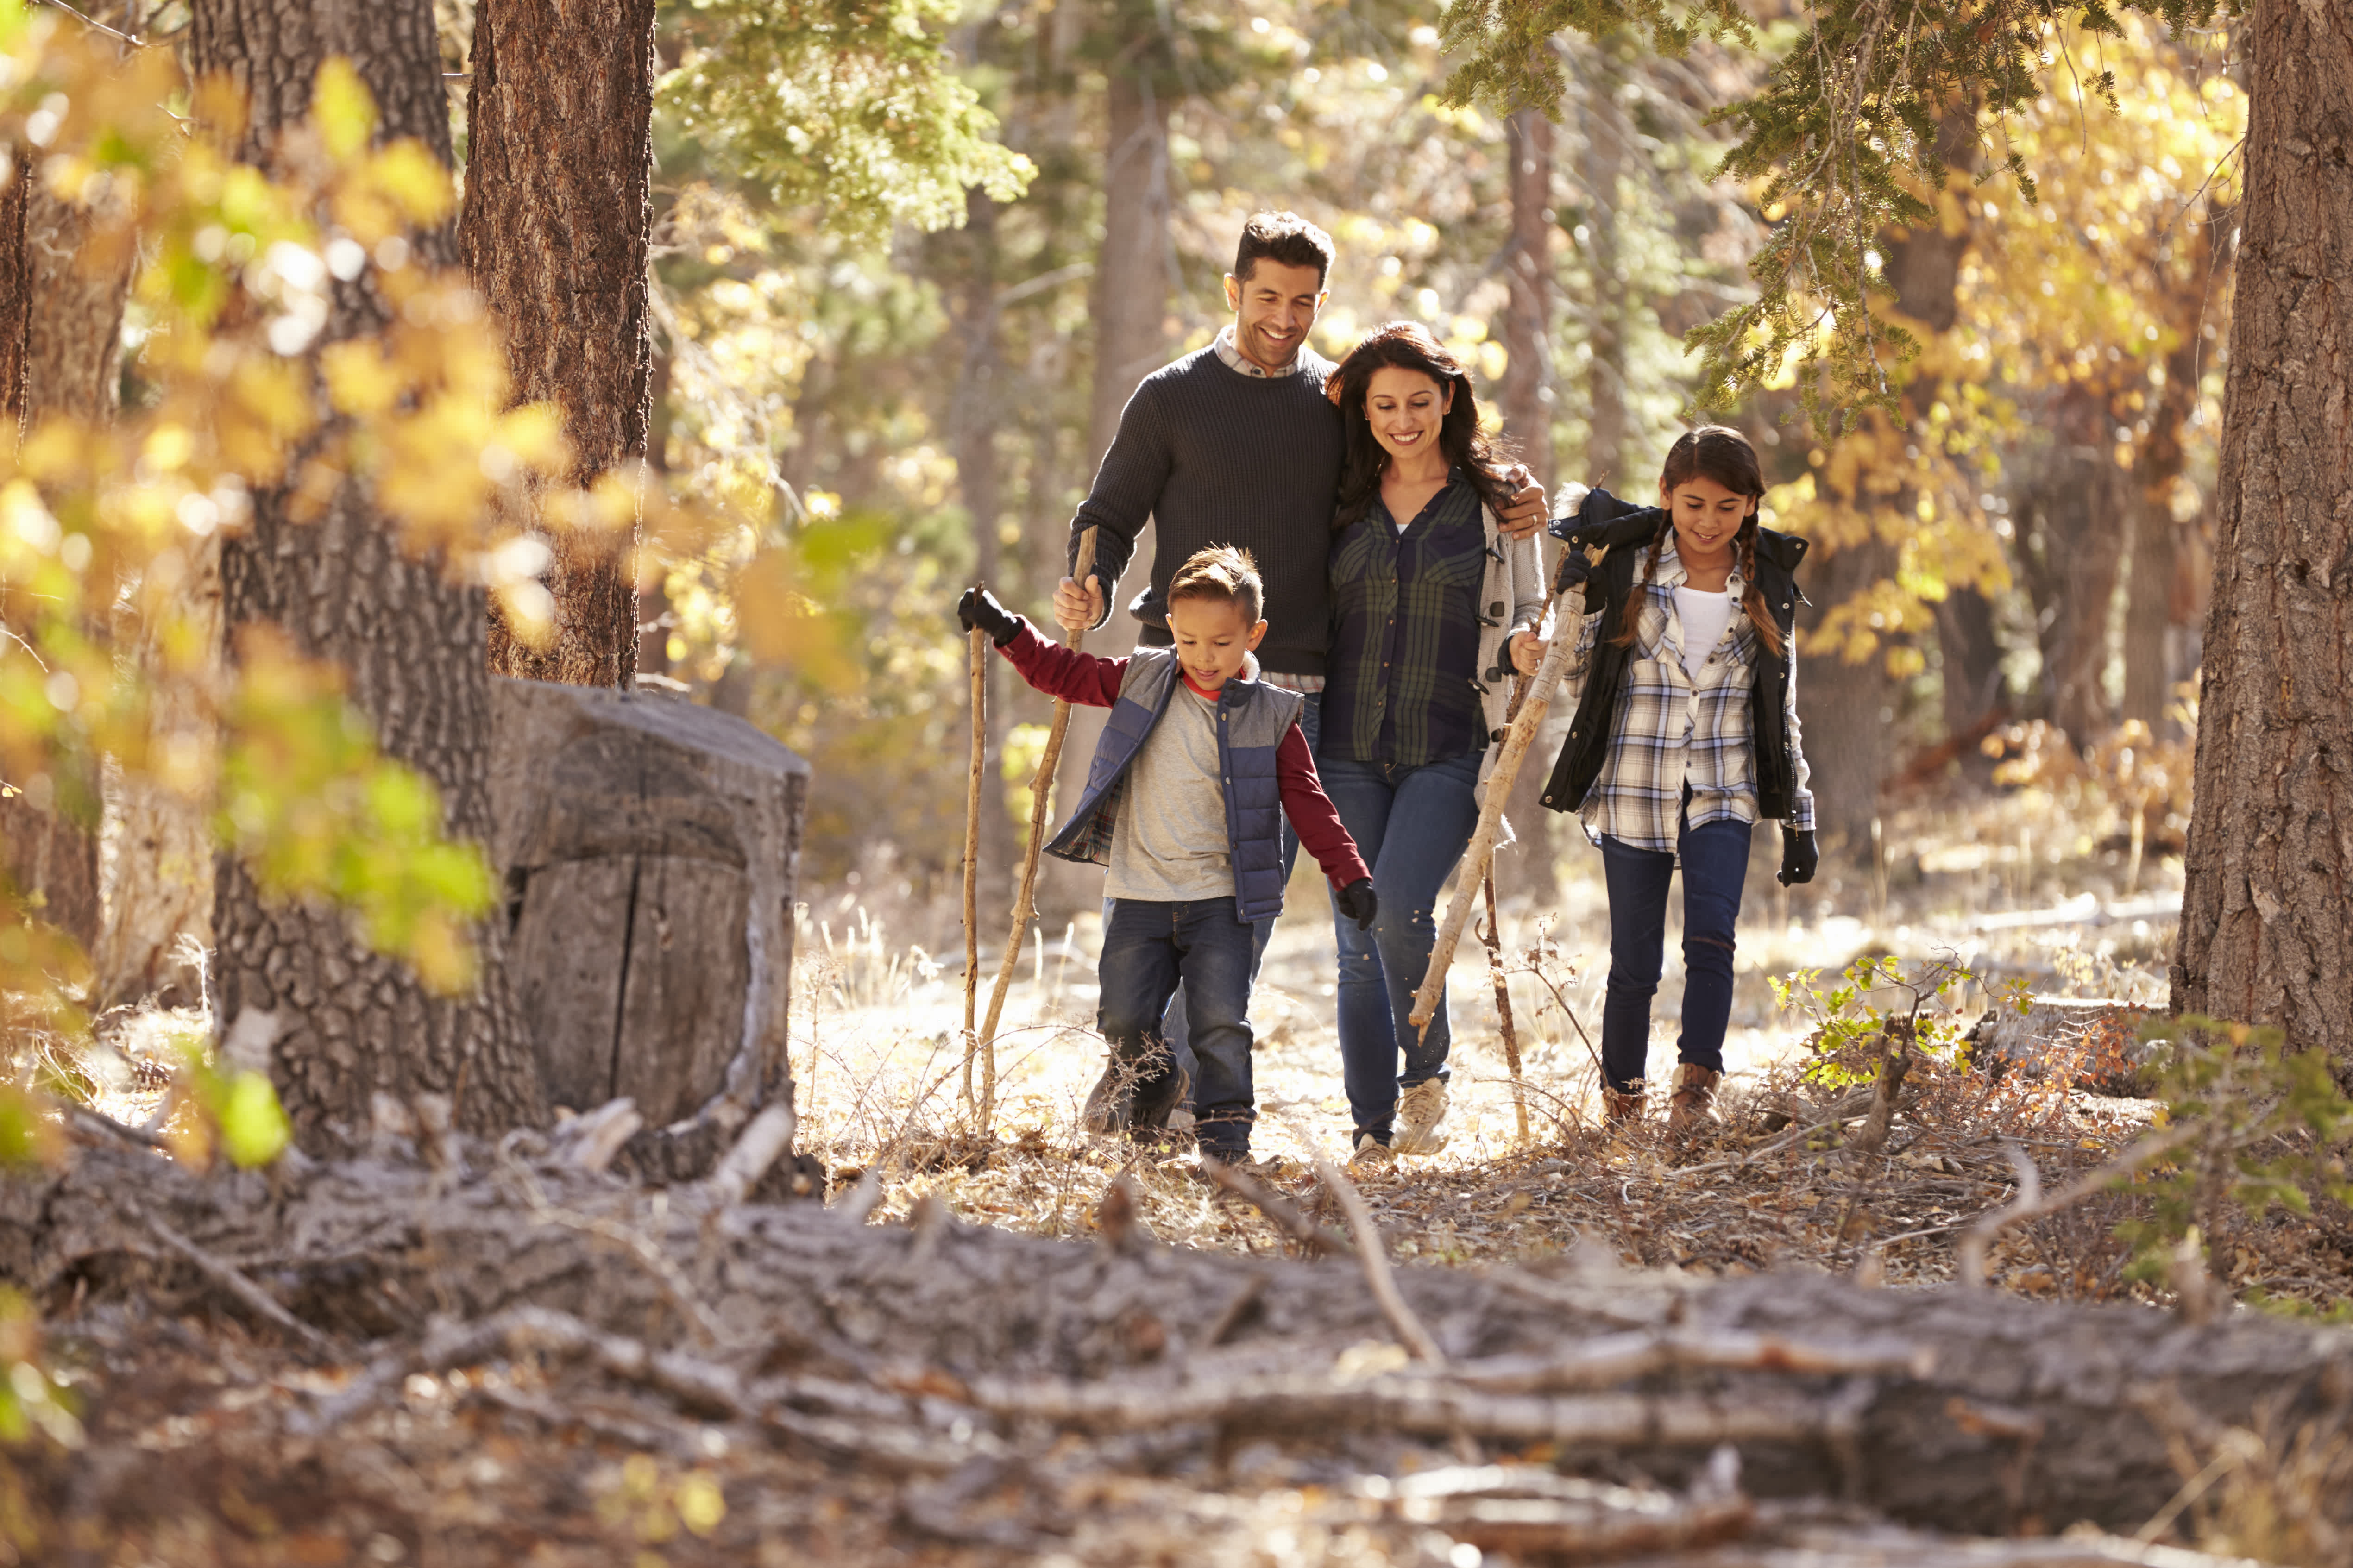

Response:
(1408, 586), (1583, 1042)
(972, 528), (1099, 1136)
(960, 611), (987, 1117)
(1479, 868), (1530, 1143)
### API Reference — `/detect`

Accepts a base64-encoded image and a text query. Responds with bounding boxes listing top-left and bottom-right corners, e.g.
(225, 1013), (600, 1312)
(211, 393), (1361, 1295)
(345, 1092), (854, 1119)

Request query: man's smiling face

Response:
(1223, 258), (1327, 373)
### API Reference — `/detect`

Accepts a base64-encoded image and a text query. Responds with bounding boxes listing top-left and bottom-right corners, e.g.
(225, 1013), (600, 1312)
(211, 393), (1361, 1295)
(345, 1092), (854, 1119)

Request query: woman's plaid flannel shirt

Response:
(1556, 537), (1816, 854)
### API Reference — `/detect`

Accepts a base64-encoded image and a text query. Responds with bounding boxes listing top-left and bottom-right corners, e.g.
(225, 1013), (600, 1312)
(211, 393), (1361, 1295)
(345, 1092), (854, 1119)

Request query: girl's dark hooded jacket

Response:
(1537, 488), (1810, 821)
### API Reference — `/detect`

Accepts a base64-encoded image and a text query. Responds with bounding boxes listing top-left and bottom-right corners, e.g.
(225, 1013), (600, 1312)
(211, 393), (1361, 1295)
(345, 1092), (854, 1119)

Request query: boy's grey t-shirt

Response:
(1104, 682), (1234, 903)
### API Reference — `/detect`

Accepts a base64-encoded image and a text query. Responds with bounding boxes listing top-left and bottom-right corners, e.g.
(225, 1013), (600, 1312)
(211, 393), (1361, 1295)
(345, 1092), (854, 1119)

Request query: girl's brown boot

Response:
(1666, 1064), (1722, 1135)
(1602, 1083), (1646, 1126)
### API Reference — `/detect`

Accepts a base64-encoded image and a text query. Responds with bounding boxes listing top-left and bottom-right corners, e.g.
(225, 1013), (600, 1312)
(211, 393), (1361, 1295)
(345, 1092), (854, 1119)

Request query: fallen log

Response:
(5, 1138), (2351, 1539)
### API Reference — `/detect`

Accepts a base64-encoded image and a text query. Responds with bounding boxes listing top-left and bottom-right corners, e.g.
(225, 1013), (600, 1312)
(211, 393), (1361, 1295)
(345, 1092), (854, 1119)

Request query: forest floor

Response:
(24, 784), (2353, 1567)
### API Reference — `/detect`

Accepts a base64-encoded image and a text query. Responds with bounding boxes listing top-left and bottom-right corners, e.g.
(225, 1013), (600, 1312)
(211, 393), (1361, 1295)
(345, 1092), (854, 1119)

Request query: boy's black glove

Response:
(1335, 878), (1378, 930)
(1778, 828), (1818, 886)
(957, 585), (1024, 647)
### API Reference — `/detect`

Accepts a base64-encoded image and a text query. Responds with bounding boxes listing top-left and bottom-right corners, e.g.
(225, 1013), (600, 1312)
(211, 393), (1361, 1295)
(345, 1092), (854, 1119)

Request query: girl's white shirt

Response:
(1671, 584), (1736, 681)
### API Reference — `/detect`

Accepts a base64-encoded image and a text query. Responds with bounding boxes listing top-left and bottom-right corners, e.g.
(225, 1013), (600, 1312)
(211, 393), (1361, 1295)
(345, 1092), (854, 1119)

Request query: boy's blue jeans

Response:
(1098, 897), (1260, 1159)
(1317, 750), (1482, 1143)
(1151, 692), (1318, 1108)
(1597, 816), (1753, 1093)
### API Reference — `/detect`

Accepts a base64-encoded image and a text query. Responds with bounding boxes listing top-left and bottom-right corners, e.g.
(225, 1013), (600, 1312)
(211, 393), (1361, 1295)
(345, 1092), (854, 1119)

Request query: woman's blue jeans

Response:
(1598, 817), (1753, 1093)
(1317, 750), (1481, 1142)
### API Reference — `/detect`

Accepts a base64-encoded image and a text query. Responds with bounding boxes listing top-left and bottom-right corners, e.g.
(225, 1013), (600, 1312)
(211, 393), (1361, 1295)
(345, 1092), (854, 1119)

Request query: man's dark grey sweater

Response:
(1069, 344), (1345, 677)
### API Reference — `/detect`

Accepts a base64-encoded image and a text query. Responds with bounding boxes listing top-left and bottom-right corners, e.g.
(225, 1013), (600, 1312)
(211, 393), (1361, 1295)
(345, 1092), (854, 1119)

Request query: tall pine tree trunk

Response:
(2123, 213), (2227, 736)
(461, 0), (654, 689)
(2172, 0), (2353, 1066)
(1048, 55), (1170, 917)
(1498, 106), (1558, 907)
(1799, 104), (1977, 851)
(191, 0), (538, 1142)
(0, 117), (136, 955)
(1577, 45), (1627, 489)
(2021, 398), (2129, 749)
(944, 189), (1019, 911)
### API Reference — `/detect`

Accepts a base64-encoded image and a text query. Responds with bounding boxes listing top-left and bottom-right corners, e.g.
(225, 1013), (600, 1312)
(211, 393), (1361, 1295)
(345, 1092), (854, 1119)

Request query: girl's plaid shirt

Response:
(1557, 538), (1816, 855)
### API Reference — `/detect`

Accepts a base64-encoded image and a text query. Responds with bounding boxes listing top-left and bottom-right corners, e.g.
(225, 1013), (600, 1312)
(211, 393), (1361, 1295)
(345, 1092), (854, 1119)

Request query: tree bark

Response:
(1882, 102), (1997, 765)
(461, 0), (654, 690)
(1084, 69), (1171, 473)
(0, 112), (138, 954)
(191, 0), (539, 1142)
(1577, 45), (1627, 489)
(943, 188), (1020, 910)
(1794, 537), (1897, 855)
(2018, 404), (2128, 749)
(1047, 56), (1172, 917)
(1934, 587), (2005, 741)
(13, 1140), (2353, 1541)
(2174, 0), (2353, 1067)
(2123, 213), (2227, 736)
(1499, 107), (1559, 908)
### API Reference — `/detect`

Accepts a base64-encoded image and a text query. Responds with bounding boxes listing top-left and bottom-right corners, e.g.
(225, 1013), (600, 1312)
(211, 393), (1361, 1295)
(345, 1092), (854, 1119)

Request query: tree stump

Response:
(488, 677), (808, 1179)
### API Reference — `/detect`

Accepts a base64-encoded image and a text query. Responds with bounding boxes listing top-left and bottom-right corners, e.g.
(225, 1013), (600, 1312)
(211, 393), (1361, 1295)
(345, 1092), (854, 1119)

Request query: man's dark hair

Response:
(1233, 211), (1335, 288)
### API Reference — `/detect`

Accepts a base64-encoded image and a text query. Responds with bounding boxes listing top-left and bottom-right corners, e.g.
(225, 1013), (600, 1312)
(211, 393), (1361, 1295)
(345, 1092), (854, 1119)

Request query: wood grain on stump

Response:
(489, 677), (807, 1177)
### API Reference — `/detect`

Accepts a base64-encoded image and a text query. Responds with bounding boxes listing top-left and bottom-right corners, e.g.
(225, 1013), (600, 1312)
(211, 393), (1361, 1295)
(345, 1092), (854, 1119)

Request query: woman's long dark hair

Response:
(1613, 424), (1784, 657)
(1327, 322), (1513, 532)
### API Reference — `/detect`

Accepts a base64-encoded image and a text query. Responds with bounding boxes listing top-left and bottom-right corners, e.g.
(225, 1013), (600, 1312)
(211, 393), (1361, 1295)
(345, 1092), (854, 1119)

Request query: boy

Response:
(959, 547), (1376, 1166)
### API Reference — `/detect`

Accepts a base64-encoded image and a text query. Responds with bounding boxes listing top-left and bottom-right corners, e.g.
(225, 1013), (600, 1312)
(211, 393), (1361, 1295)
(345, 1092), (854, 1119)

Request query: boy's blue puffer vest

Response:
(1045, 648), (1304, 925)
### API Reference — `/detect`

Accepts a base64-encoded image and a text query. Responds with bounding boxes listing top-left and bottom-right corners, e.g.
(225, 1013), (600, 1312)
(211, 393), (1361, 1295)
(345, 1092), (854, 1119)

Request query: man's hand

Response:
(1335, 878), (1378, 931)
(1051, 575), (1104, 636)
(1496, 463), (1548, 540)
(1508, 630), (1544, 677)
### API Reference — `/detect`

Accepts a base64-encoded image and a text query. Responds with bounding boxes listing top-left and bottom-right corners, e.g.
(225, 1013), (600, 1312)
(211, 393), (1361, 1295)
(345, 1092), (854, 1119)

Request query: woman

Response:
(1319, 322), (1546, 1166)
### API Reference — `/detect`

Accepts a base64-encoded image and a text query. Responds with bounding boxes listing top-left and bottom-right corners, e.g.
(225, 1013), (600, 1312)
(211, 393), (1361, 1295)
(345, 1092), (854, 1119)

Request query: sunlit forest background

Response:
(625, 0), (2238, 973)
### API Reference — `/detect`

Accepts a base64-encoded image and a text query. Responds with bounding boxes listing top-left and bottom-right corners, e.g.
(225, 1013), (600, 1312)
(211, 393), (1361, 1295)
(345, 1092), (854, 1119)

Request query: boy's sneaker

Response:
(1392, 1079), (1450, 1155)
(1080, 1056), (1189, 1137)
(1348, 1132), (1395, 1170)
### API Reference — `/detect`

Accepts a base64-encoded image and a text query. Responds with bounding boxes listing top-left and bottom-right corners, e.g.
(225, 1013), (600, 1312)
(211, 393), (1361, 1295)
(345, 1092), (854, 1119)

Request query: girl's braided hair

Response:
(1611, 425), (1785, 657)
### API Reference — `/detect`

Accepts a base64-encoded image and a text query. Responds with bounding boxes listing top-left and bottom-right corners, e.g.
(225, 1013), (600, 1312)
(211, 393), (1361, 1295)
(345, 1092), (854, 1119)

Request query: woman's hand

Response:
(1508, 631), (1544, 677)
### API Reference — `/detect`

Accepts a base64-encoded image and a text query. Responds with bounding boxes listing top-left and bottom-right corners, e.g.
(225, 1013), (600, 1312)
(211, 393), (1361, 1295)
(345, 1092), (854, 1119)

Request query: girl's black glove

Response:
(1335, 878), (1378, 930)
(957, 586), (1024, 647)
(1778, 828), (1818, 886)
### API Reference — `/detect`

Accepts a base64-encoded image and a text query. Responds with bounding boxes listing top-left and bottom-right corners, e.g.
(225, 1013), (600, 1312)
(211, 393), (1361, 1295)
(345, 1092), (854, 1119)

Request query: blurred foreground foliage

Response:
(0, 4), (881, 1063)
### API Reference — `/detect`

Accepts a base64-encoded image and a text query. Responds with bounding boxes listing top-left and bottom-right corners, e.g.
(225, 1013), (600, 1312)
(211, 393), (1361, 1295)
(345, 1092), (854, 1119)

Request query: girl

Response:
(1320, 322), (1547, 1165)
(1538, 426), (1819, 1133)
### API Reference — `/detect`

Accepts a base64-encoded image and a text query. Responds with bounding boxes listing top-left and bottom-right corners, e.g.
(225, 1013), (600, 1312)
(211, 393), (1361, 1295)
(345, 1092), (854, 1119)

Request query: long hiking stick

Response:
(1408, 585), (1582, 1040)
(1478, 869), (1530, 1142)
(973, 528), (1099, 1136)
(960, 615), (986, 1116)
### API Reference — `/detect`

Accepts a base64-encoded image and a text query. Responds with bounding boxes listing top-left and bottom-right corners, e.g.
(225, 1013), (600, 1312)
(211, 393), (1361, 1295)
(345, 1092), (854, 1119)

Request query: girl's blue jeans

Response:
(1317, 750), (1481, 1142)
(1597, 816), (1753, 1093)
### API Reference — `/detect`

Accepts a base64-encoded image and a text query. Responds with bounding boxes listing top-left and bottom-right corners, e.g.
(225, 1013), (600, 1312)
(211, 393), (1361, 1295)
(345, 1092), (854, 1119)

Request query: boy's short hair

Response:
(1167, 546), (1264, 625)
(1234, 212), (1335, 288)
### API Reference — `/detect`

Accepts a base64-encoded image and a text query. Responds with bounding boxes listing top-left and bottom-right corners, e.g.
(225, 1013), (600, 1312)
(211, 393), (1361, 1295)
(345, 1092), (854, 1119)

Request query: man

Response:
(1054, 211), (1548, 1143)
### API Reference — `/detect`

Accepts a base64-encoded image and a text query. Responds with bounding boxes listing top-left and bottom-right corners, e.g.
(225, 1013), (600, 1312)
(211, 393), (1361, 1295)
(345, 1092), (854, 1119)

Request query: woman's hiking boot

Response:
(1349, 1132), (1395, 1170)
(1392, 1079), (1450, 1155)
(1602, 1083), (1646, 1127)
(1667, 1064), (1722, 1137)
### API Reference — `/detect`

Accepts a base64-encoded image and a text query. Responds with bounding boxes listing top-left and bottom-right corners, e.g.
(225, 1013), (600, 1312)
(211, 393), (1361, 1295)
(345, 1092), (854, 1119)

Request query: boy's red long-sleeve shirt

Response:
(999, 622), (1370, 891)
